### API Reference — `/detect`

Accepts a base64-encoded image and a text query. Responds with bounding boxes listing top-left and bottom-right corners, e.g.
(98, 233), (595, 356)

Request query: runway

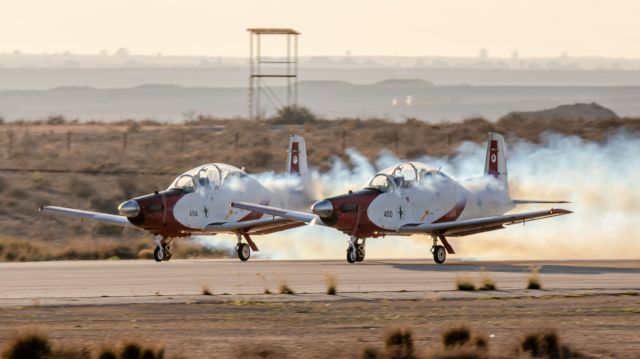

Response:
(0, 259), (638, 306)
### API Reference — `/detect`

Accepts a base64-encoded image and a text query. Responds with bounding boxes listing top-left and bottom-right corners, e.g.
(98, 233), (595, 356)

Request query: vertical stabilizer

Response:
(484, 132), (509, 190)
(286, 134), (314, 198)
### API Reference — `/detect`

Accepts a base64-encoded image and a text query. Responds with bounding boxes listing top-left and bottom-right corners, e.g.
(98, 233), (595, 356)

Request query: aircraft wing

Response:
(203, 216), (305, 235)
(398, 208), (572, 237)
(40, 206), (134, 227)
(231, 202), (321, 224)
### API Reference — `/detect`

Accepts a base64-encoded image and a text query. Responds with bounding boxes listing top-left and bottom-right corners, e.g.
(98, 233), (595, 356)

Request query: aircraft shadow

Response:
(386, 262), (640, 275)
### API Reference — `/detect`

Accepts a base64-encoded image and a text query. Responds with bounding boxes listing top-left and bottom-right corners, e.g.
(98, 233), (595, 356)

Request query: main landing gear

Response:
(153, 235), (173, 262)
(430, 234), (454, 264)
(236, 234), (255, 261)
(346, 236), (366, 263)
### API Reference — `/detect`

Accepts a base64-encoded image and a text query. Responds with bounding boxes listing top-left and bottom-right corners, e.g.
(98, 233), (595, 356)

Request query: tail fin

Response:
(484, 132), (508, 190)
(286, 134), (314, 198)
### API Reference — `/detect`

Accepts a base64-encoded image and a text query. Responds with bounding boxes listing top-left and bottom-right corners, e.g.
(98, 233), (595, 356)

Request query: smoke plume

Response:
(199, 132), (640, 260)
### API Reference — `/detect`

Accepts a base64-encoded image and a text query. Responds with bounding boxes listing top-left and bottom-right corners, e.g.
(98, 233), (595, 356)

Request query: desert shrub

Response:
(279, 283), (295, 295)
(384, 327), (416, 359)
(325, 273), (337, 295)
(478, 277), (497, 291)
(269, 105), (318, 125)
(442, 326), (472, 348)
(527, 267), (543, 290)
(46, 115), (66, 125)
(517, 329), (586, 358)
(456, 277), (476, 291)
(1, 331), (52, 359)
(202, 285), (213, 296)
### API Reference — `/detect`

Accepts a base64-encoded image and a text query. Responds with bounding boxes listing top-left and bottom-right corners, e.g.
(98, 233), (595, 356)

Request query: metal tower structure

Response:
(247, 28), (300, 120)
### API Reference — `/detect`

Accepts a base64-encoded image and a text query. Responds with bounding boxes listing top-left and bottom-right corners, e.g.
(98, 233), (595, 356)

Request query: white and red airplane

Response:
(40, 134), (313, 262)
(233, 133), (572, 264)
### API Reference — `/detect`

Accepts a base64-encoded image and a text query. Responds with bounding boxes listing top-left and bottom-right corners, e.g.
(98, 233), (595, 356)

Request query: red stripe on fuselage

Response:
(239, 200), (269, 222)
(433, 194), (468, 223)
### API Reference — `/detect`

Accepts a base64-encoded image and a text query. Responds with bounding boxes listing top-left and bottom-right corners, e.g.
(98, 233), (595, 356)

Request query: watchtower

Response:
(247, 28), (300, 120)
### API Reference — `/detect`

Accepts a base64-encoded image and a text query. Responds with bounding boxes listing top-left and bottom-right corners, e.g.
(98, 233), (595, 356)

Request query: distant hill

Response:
(502, 103), (619, 121)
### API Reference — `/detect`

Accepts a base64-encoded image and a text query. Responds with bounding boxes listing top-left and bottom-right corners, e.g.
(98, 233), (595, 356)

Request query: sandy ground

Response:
(0, 259), (639, 358)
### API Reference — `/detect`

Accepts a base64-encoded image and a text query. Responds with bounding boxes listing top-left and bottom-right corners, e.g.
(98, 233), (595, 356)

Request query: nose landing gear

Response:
(346, 237), (366, 263)
(153, 235), (173, 262)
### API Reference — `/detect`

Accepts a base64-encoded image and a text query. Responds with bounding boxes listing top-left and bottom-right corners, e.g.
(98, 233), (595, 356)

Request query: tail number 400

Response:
(383, 210), (393, 218)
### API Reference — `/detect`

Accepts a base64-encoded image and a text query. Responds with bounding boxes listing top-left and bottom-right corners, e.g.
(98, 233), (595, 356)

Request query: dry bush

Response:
(1, 330), (52, 359)
(384, 327), (417, 359)
(324, 273), (338, 295)
(279, 282), (295, 295)
(202, 285), (213, 296)
(478, 277), (497, 291)
(234, 344), (288, 358)
(517, 329), (588, 358)
(456, 277), (476, 291)
(527, 267), (543, 290)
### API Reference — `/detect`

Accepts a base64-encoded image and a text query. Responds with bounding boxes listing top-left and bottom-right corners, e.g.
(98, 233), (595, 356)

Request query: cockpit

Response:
(364, 162), (445, 192)
(168, 163), (248, 192)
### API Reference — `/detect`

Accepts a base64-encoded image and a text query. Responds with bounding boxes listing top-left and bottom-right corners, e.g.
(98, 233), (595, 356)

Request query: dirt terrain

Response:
(1, 116), (639, 250)
(0, 294), (638, 358)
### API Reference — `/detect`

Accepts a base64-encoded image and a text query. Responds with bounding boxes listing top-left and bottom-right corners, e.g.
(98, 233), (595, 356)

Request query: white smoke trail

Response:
(198, 132), (640, 260)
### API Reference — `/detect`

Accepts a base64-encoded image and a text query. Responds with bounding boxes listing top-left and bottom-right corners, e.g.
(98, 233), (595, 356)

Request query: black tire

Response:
(346, 246), (357, 263)
(433, 245), (447, 264)
(153, 246), (164, 262)
(237, 243), (251, 261)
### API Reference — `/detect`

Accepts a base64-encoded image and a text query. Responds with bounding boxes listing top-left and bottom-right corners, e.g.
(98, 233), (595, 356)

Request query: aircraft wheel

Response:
(237, 243), (251, 261)
(153, 246), (164, 262)
(346, 246), (357, 264)
(433, 245), (447, 264)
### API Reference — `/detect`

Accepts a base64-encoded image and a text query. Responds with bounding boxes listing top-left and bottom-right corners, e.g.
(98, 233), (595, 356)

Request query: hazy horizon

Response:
(2, 0), (639, 58)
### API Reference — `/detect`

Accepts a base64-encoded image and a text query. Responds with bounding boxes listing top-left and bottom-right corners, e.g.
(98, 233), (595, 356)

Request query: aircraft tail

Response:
(484, 132), (509, 191)
(286, 134), (314, 198)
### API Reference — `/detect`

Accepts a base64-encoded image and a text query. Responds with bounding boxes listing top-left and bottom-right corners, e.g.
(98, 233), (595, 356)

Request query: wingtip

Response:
(550, 208), (573, 214)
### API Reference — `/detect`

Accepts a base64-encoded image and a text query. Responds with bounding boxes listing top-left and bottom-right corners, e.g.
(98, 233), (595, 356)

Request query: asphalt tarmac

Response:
(0, 259), (638, 306)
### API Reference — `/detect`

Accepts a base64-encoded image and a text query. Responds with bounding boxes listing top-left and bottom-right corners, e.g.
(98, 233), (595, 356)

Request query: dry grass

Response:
(201, 285), (213, 296)
(324, 273), (338, 295)
(279, 283), (295, 295)
(527, 266), (543, 290)
(516, 329), (588, 358)
(478, 277), (497, 291)
(456, 276), (476, 291)
(0, 324), (598, 359)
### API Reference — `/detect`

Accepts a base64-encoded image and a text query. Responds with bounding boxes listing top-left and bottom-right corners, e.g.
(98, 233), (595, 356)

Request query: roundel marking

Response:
(490, 153), (497, 163)
(292, 155), (299, 165)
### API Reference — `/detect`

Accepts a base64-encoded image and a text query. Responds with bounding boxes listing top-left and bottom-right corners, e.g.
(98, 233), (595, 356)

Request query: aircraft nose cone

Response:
(118, 200), (140, 217)
(311, 199), (334, 218)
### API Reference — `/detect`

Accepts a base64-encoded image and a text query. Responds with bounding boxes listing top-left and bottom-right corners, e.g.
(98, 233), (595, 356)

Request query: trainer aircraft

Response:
(232, 133), (572, 264)
(41, 134), (313, 262)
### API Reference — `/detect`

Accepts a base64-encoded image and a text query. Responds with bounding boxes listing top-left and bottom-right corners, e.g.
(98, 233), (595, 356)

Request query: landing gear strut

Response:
(236, 234), (251, 261)
(346, 237), (366, 263)
(430, 235), (451, 264)
(153, 236), (173, 262)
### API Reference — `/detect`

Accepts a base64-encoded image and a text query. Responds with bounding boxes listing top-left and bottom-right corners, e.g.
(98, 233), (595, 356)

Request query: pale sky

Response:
(2, 0), (639, 58)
